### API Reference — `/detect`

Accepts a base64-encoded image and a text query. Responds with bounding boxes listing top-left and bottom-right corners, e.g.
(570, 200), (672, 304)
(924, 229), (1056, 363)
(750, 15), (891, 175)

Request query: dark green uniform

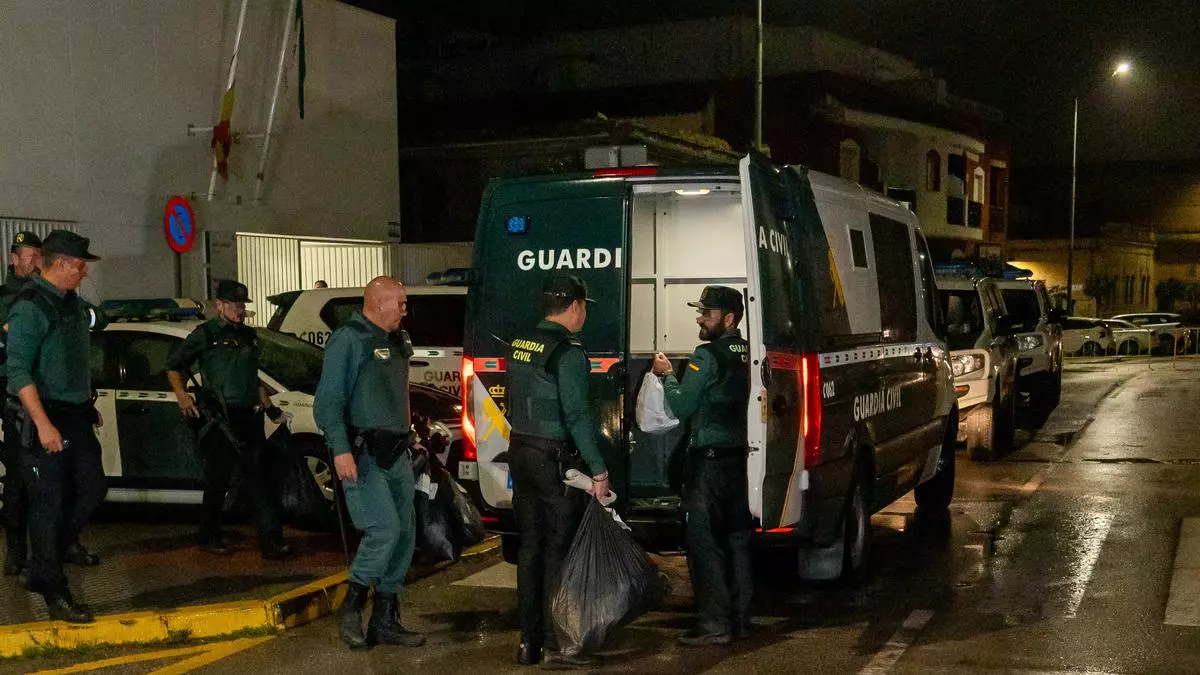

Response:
(6, 275), (108, 597)
(167, 317), (282, 551)
(0, 268), (33, 572)
(664, 329), (753, 638)
(314, 311), (416, 595)
(508, 319), (607, 653)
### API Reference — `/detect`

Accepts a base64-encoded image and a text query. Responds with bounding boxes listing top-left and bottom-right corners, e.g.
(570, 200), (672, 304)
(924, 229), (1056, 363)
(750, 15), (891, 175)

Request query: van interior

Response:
(624, 182), (752, 513)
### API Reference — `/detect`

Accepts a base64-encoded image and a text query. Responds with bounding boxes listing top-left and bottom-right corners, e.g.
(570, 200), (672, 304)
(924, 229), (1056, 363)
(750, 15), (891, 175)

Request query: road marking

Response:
(1165, 518), (1200, 626)
(1019, 471), (1047, 496)
(30, 636), (274, 675)
(856, 609), (934, 675)
(1063, 512), (1113, 618)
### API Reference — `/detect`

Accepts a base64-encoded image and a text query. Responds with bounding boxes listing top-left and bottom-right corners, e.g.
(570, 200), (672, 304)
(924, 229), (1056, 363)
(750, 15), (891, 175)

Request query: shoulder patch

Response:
(688, 362), (702, 372)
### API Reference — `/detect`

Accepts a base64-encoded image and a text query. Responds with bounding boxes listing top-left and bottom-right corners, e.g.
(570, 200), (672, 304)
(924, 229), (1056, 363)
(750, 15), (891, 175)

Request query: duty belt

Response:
(510, 432), (579, 457)
(695, 445), (747, 460)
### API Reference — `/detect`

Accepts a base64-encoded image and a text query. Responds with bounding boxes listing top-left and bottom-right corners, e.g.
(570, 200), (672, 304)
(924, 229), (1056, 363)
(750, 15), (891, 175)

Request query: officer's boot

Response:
(339, 582), (370, 651)
(367, 593), (425, 648)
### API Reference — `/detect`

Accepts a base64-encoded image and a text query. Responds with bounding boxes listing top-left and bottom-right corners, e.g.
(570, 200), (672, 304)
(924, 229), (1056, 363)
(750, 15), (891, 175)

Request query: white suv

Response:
(937, 276), (1021, 460)
(994, 279), (1064, 414)
(267, 284), (467, 397)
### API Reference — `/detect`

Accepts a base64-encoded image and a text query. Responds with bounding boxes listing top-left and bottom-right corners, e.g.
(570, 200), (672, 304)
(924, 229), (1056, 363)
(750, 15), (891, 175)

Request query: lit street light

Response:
(1066, 60), (1133, 313)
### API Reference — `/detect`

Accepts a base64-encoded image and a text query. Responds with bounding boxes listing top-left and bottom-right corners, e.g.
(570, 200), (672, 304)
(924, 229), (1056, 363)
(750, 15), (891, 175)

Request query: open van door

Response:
(739, 155), (819, 529)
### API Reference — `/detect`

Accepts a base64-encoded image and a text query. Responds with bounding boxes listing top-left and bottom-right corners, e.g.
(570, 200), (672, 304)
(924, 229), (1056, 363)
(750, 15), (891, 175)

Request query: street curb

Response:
(0, 536), (500, 658)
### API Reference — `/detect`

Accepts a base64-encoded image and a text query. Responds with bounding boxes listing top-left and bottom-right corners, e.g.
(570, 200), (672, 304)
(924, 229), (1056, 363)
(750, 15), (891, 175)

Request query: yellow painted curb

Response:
(0, 535), (501, 658)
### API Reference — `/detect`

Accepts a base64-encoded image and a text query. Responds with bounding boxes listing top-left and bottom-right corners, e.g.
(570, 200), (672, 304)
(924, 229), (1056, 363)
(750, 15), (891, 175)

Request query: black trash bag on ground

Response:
(265, 424), (311, 518)
(444, 473), (486, 552)
(552, 498), (663, 654)
(413, 455), (456, 562)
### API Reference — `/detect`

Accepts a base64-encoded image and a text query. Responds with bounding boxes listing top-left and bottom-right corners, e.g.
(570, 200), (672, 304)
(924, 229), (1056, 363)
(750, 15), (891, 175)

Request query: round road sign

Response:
(163, 195), (196, 254)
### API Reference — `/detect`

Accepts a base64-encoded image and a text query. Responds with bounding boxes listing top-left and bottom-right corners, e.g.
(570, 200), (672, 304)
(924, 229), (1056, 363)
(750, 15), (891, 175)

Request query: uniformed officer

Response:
(314, 276), (425, 651)
(166, 280), (291, 559)
(7, 230), (107, 623)
(1, 231), (42, 577)
(508, 274), (609, 670)
(652, 285), (752, 646)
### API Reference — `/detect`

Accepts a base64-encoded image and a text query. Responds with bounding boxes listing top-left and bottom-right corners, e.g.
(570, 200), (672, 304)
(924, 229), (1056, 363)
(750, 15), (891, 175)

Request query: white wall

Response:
(0, 0), (397, 301)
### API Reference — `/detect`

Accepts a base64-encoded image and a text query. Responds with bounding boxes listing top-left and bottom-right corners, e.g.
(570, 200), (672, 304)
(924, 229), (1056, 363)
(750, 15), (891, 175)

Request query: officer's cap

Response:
(543, 274), (595, 304)
(42, 230), (100, 261)
(688, 285), (744, 314)
(215, 279), (251, 303)
(10, 231), (42, 253)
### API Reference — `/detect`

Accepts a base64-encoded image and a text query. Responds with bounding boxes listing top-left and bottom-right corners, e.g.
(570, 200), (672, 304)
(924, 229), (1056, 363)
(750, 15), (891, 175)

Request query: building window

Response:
(925, 150), (941, 192)
(840, 139), (861, 183)
(972, 167), (986, 204)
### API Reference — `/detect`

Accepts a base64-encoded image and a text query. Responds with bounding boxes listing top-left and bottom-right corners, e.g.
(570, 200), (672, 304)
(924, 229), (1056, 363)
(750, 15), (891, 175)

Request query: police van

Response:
(266, 283), (467, 397)
(458, 155), (958, 580)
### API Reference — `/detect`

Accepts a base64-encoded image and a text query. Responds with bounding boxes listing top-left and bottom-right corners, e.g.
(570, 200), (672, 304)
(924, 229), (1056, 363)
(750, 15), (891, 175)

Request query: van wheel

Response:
(501, 534), (521, 565)
(915, 411), (957, 513)
(840, 476), (870, 586)
(965, 395), (1013, 461)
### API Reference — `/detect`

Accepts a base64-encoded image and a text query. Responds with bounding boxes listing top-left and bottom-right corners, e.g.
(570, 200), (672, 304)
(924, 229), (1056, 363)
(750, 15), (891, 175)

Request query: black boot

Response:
(45, 592), (94, 624)
(3, 550), (24, 576)
(63, 543), (100, 566)
(340, 582), (370, 651)
(517, 642), (543, 665)
(367, 593), (425, 647)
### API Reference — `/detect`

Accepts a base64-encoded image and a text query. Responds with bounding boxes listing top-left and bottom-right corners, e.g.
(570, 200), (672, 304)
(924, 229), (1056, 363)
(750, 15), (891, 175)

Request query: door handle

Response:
(410, 360), (431, 367)
(125, 406), (151, 416)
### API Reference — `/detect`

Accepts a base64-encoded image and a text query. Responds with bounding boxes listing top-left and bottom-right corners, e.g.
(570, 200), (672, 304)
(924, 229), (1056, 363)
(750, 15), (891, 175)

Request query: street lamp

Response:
(1066, 60), (1132, 312)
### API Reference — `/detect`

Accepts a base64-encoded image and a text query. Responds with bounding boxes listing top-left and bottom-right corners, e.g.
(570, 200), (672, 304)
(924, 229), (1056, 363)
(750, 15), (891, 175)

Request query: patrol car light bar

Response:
(101, 298), (205, 322)
(425, 268), (473, 286)
(933, 260), (1033, 280)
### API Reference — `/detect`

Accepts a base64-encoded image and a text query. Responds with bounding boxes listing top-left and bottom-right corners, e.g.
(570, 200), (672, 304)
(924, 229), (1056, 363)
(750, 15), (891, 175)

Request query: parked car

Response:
(994, 278), (1065, 413)
(1061, 317), (1115, 356)
(0, 299), (467, 530)
(1099, 318), (1152, 355)
(936, 276), (1021, 460)
(1109, 312), (1188, 354)
(267, 283), (467, 397)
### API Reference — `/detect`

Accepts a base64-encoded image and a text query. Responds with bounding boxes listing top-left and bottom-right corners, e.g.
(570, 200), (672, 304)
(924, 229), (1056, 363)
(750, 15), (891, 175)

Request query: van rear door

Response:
(464, 177), (629, 513)
(740, 155), (819, 529)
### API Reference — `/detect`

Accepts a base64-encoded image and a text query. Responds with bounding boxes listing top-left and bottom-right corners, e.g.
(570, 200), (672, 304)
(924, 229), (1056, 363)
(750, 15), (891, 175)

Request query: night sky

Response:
(357, 0), (1200, 167)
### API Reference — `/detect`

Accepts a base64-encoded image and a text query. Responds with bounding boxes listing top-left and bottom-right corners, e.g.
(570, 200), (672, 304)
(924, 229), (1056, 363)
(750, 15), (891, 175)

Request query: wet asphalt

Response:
(12, 357), (1200, 674)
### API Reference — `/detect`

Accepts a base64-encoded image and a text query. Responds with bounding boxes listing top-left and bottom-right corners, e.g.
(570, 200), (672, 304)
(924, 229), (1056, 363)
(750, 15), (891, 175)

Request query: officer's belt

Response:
(510, 432), (579, 458)
(349, 426), (410, 470)
(42, 398), (92, 414)
(694, 445), (747, 460)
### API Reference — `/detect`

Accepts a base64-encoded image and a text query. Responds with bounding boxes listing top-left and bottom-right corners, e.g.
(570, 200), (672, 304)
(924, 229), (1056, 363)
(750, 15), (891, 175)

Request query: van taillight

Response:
(461, 356), (477, 461)
(801, 353), (822, 467)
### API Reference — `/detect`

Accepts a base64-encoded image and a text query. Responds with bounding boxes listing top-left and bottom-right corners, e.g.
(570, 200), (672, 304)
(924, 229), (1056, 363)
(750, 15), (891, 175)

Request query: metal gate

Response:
(235, 233), (391, 326)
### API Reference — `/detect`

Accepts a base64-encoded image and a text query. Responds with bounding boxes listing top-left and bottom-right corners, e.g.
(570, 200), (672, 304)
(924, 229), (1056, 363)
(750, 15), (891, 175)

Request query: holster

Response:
(3, 396), (32, 451)
(193, 393), (240, 453)
(352, 428), (410, 471)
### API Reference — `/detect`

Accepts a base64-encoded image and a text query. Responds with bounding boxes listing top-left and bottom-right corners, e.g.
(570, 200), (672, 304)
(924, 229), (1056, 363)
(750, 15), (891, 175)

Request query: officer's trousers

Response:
(22, 405), (106, 596)
(197, 408), (282, 550)
(510, 434), (587, 650)
(342, 453), (415, 595)
(1, 391), (28, 564)
(684, 453), (753, 634)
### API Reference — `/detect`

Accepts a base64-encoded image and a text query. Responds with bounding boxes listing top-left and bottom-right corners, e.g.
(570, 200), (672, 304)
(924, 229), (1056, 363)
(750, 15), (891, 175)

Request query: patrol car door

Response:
(740, 154), (810, 529)
(111, 331), (204, 495)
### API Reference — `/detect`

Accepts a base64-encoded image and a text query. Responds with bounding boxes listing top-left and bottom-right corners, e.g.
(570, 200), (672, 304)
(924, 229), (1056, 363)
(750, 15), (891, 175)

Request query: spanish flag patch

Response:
(688, 362), (701, 372)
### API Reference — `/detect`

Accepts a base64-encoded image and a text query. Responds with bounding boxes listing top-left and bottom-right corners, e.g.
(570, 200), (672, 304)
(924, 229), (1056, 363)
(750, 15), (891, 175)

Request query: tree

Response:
(1083, 273), (1117, 317)
(1156, 278), (1187, 312)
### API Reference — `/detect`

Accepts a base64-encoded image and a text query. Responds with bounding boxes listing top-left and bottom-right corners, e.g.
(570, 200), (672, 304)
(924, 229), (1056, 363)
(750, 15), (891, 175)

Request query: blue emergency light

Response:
(933, 261), (1032, 280)
(101, 298), (204, 322)
(506, 216), (529, 235)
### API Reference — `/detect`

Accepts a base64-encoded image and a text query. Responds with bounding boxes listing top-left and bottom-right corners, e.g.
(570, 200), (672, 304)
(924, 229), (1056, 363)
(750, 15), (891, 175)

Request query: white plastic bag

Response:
(636, 371), (680, 435)
(563, 469), (628, 530)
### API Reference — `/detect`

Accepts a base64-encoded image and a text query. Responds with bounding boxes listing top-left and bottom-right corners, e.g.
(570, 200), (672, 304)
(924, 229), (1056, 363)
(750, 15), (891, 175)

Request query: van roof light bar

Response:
(101, 298), (205, 322)
(933, 260), (1033, 280)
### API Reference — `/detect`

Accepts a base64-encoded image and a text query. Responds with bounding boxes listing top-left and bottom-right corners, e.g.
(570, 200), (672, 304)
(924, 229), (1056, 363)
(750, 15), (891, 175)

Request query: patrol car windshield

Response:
(254, 328), (324, 394)
(940, 290), (987, 350)
(1000, 289), (1041, 331)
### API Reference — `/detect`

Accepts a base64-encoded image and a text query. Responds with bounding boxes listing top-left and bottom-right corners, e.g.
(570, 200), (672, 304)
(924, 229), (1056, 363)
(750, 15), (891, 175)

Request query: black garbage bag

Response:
(265, 424), (311, 517)
(551, 498), (663, 654)
(414, 459), (456, 562)
(445, 473), (486, 552)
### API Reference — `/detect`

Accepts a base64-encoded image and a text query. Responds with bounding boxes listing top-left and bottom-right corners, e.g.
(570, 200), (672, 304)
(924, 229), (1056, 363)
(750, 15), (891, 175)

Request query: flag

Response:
(295, 0), (306, 119)
(211, 85), (235, 180)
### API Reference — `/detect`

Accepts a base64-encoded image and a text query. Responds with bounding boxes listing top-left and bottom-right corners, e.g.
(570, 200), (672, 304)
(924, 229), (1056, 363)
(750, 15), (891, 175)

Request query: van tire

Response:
(501, 534), (521, 565)
(965, 394), (1013, 461)
(915, 411), (957, 513)
(839, 476), (870, 586)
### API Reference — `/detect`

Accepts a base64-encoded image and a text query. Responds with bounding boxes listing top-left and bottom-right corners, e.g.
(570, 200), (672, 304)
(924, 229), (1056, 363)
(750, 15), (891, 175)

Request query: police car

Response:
(267, 280), (467, 397)
(935, 266), (1022, 460)
(992, 277), (1064, 414)
(0, 299), (463, 529)
(458, 155), (959, 582)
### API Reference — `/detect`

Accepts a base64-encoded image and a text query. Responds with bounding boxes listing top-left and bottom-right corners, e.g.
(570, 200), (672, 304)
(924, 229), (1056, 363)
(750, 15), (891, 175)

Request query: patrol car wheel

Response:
(915, 410), (957, 513)
(965, 395), (1014, 462)
(294, 438), (341, 532)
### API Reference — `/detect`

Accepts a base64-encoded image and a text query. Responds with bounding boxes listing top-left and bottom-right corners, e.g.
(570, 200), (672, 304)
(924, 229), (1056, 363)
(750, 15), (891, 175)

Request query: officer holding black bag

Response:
(314, 276), (425, 651)
(508, 274), (609, 670)
(166, 280), (291, 560)
(652, 285), (753, 646)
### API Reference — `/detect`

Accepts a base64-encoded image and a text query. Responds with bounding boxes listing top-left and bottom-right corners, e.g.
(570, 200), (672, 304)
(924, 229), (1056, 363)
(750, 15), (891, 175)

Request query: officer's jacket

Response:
(0, 269), (33, 379)
(6, 276), (105, 405)
(314, 311), (412, 457)
(167, 317), (261, 409)
(507, 319), (606, 476)
(663, 329), (751, 450)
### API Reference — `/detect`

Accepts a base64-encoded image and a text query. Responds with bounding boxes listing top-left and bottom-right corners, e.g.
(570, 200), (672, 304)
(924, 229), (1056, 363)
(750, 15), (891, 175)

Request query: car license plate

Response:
(457, 461), (478, 481)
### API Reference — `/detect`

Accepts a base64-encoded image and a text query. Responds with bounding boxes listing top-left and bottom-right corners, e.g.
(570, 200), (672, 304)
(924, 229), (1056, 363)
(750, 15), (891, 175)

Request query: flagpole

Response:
(207, 0), (250, 202)
(255, 0), (300, 202)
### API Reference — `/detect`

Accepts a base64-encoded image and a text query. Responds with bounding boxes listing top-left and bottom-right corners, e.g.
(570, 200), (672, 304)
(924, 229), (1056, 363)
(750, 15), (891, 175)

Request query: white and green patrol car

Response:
(935, 272), (1022, 460)
(0, 300), (464, 529)
(458, 155), (959, 581)
(993, 278), (1065, 414)
(267, 284), (467, 397)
